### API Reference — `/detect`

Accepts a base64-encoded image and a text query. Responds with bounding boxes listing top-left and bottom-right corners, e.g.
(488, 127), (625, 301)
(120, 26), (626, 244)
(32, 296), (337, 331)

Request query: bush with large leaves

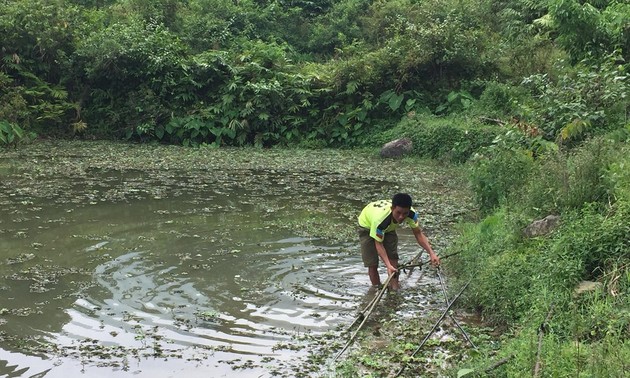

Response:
(74, 19), (189, 136)
(0, 0), (81, 134)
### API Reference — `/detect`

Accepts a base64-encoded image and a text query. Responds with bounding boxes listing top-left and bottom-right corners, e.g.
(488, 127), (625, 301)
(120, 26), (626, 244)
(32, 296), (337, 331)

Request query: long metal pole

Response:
(436, 268), (476, 349)
(394, 280), (471, 377)
(403, 250), (424, 277)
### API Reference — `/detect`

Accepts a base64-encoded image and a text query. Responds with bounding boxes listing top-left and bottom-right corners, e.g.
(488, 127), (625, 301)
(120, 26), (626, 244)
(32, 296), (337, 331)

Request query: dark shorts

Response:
(358, 228), (399, 267)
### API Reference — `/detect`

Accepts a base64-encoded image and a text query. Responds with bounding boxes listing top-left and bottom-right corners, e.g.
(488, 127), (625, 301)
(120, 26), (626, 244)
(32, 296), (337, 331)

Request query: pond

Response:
(0, 141), (471, 377)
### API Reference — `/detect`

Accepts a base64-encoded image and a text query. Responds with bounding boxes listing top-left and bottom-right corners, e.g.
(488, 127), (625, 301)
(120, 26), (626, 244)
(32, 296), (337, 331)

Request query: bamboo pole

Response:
(344, 284), (383, 332)
(333, 272), (395, 362)
(485, 354), (514, 373)
(342, 259), (432, 339)
(402, 250), (462, 277)
(335, 251), (461, 365)
(336, 252), (429, 360)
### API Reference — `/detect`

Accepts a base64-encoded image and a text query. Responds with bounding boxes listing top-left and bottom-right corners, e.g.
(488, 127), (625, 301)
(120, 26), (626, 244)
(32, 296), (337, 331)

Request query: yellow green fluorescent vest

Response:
(358, 200), (420, 242)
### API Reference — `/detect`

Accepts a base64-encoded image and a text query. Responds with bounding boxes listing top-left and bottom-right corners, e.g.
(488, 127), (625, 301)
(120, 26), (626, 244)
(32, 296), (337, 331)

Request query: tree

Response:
(550, 0), (630, 62)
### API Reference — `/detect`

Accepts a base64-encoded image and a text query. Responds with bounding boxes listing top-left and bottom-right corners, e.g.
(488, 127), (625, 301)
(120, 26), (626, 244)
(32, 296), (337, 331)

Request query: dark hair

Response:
(392, 193), (413, 208)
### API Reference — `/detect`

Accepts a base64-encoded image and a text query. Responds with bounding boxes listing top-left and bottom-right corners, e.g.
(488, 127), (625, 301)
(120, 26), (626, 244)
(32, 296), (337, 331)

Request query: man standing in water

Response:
(358, 193), (440, 290)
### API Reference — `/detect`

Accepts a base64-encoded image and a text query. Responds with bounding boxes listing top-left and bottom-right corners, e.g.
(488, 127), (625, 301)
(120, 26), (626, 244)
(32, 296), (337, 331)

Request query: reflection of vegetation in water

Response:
(0, 140), (473, 377)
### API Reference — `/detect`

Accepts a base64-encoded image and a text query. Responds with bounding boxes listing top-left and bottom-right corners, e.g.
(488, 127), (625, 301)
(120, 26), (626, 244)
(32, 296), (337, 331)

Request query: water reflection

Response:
(0, 168), (380, 377)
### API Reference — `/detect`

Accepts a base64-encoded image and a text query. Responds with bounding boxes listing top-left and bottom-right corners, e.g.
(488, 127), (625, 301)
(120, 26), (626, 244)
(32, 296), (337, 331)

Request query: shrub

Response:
(550, 0), (630, 63)
(75, 19), (188, 136)
(521, 52), (629, 143)
(306, 0), (370, 56)
(469, 145), (534, 211)
(476, 81), (530, 119)
(551, 202), (630, 281)
(446, 208), (545, 324)
(368, 114), (501, 162)
(0, 73), (29, 128)
(447, 198), (629, 375)
(447, 198), (629, 326)
(605, 139), (630, 197)
(519, 137), (618, 215)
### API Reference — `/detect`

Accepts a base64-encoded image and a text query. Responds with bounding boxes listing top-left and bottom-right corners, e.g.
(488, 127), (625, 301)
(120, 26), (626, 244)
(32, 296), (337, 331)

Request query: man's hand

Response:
(386, 264), (398, 277)
(429, 253), (441, 266)
(412, 227), (440, 267)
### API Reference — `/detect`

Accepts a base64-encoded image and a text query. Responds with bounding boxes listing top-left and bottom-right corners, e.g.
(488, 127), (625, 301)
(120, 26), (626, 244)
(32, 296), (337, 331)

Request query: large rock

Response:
(523, 215), (561, 238)
(380, 138), (413, 158)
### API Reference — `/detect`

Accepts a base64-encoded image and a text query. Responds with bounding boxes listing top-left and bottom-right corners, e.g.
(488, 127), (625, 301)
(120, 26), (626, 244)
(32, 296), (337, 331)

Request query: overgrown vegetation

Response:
(1, 0), (629, 377)
(444, 136), (630, 377)
(1, 0), (625, 152)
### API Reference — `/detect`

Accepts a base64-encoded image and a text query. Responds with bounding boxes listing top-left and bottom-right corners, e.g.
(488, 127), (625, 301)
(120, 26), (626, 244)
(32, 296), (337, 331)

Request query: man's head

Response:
(391, 193), (412, 223)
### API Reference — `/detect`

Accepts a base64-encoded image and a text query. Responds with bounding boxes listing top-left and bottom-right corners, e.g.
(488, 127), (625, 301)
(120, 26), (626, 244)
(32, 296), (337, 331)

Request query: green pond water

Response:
(0, 141), (471, 377)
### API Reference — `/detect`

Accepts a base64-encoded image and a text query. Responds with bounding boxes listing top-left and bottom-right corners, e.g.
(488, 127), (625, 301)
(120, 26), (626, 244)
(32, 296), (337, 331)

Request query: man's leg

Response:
(368, 265), (381, 286)
(389, 259), (400, 290)
(359, 228), (381, 286)
(384, 232), (400, 290)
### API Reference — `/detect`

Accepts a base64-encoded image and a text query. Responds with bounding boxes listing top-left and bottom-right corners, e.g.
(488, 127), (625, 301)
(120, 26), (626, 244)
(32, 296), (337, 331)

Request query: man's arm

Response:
(375, 240), (397, 276)
(412, 227), (440, 266)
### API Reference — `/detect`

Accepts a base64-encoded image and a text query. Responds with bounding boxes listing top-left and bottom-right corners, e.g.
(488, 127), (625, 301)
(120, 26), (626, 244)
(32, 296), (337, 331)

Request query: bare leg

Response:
(368, 265), (381, 286)
(390, 259), (400, 291)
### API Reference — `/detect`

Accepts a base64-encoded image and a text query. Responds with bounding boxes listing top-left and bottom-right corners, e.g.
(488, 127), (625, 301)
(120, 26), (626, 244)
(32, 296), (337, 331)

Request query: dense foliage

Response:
(2, 0), (625, 151)
(1, 0), (629, 376)
(447, 135), (630, 377)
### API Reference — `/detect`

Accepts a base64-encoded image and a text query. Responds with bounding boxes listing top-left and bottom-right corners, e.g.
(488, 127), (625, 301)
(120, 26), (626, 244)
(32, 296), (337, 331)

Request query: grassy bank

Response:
(443, 135), (630, 377)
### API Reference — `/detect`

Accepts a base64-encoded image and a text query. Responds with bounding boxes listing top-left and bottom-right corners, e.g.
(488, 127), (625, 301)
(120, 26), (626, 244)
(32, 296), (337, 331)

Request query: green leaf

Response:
(457, 368), (475, 378)
(155, 125), (165, 139)
(225, 128), (236, 139)
(165, 123), (174, 134)
(346, 81), (359, 94)
(187, 119), (202, 130)
(11, 124), (24, 139)
(388, 93), (404, 111)
(357, 109), (367, 121)
(0, 121), (10, 134)
(406, 99), (417, 108)
(379, 89), (394, 102)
